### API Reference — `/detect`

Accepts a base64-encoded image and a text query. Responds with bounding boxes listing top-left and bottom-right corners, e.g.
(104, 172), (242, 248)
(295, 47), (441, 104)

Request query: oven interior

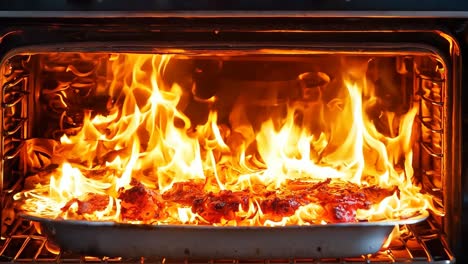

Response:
(0, 49), (456, 263)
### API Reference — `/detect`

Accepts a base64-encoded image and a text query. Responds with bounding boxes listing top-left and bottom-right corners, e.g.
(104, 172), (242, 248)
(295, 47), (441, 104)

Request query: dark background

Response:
(0, 0), (468, 12)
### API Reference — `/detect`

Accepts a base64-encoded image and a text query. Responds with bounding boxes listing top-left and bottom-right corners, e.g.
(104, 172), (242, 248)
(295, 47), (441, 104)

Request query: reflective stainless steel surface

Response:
(22, 214), (428, 259)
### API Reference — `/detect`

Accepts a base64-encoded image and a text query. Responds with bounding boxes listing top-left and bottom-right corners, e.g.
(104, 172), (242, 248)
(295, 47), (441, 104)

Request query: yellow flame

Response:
(15, 53), (442, 228)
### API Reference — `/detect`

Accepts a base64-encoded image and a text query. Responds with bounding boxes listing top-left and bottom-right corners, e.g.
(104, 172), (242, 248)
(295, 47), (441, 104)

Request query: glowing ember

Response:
(15, 53), (442, 226)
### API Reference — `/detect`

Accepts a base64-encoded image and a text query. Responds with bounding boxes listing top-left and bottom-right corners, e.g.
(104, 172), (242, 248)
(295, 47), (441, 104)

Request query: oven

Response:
(0, 1), (466, 263)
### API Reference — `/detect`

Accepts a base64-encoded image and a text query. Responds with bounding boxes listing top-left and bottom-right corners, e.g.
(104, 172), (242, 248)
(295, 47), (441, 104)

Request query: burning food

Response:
(55, 178), (392, 224)
(15, 53), (441, 226)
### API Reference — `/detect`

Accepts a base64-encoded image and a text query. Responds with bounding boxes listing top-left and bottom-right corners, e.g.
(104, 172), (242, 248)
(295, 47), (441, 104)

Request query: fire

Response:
(15, 53), (442, 226)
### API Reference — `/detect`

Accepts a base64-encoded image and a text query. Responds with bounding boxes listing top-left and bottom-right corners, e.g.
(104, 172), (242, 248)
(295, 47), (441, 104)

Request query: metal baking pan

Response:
(22, 213), (428, 259)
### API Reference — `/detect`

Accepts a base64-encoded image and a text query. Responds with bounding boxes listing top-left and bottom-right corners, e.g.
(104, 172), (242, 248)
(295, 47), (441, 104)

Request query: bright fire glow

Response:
(15, 53), (442, 226)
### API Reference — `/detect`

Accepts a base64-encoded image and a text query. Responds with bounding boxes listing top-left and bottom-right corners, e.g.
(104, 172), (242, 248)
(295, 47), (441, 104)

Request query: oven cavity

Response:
(0, 51), (454, 263)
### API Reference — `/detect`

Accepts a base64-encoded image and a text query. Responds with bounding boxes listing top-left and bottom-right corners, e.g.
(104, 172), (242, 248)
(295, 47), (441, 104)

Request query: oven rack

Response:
(416, 72), (444, 159)
(0, 217), (454, 264)
(1, 55), (30, 189)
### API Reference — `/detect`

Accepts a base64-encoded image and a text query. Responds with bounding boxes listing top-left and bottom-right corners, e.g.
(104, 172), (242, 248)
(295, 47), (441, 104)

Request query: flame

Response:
(15, 53), (442, 228)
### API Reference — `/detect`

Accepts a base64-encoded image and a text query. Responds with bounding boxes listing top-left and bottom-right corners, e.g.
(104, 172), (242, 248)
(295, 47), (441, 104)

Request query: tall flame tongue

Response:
(16, 54), (442, 226)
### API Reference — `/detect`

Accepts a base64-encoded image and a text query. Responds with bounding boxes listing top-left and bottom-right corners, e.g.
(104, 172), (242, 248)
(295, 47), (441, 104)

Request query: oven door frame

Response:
(0, 14), (463, 260)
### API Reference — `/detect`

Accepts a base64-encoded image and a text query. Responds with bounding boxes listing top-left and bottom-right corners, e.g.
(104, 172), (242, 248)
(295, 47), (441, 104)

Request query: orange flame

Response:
(15, 53), (442, 226)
